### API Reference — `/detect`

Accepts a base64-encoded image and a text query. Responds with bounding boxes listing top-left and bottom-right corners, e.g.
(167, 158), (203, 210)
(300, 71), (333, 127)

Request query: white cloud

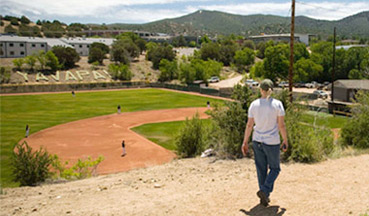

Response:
(295, 2), (369, 20)
(101, 8), (188, 23)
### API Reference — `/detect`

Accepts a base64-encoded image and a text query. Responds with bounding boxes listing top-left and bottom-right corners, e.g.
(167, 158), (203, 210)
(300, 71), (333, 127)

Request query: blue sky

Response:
(1, 0), (368, 24)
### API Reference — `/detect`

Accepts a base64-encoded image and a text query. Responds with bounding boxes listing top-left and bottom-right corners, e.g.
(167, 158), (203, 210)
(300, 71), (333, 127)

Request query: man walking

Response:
(241, 79), (288, 206)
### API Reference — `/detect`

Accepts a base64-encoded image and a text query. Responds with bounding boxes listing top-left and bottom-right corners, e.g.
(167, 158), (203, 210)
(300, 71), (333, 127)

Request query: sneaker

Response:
(260, 197), (270, 205)
(257, 190), (269, 207)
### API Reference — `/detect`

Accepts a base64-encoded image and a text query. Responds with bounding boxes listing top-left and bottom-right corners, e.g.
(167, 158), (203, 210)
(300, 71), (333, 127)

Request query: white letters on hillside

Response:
(102, 70), (111, 78)
(51, 71), (60, 81)
(92, 71), (106, 80)
(76, 70), (89, 80)
(13, 70), (112, 83)
(66, 71), (78, 81)
(36, 72), (49, 81)
(16, 71), (28, 82)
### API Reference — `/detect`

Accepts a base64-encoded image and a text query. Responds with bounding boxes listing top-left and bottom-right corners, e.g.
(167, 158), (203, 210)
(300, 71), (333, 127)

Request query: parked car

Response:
(305, 82), (316, 88)
(313, 90), (328, 99)
(208, 76), (220, 83)
(245, 79), (259, 87)
(278, 81), (289, 88)
(293, 82), (306, 88)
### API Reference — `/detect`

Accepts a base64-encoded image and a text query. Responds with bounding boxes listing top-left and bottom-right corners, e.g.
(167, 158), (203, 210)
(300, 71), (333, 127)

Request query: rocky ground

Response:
(1, 154), (368, 216)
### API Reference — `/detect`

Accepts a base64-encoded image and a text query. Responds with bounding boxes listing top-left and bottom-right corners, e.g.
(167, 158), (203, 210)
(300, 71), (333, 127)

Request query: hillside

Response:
(109, 10), (369, 38)
(1, 155), (369, 215)
(1, 11), (368, 38)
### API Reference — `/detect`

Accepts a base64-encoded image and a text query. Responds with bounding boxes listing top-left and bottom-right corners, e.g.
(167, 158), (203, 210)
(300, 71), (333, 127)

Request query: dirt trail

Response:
(20, 107), (210, 174)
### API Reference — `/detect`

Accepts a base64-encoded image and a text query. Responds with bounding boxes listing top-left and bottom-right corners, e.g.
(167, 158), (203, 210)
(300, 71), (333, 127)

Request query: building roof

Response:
(336, 45), (368, 50)
(0, 35), (46, 43)
(334, 79), (369, 90)
(40, 38), (73, 48)
(0, 35), (72, 48)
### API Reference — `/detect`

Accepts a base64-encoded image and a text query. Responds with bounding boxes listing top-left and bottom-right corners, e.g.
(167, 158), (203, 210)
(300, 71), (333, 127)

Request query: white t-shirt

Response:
(248, 97), (285, 145)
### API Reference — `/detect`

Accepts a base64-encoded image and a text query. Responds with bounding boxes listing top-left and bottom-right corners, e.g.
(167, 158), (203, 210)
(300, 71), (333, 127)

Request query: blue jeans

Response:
(252, 141), (281, 197)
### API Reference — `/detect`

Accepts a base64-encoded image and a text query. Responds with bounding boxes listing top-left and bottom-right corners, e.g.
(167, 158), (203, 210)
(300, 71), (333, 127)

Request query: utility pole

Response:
(288, 0), (295, 103)
(331, 27), (336, 103)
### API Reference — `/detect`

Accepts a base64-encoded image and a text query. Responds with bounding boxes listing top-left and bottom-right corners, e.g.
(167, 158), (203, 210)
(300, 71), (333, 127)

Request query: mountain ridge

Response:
(108, 10), (369, 38)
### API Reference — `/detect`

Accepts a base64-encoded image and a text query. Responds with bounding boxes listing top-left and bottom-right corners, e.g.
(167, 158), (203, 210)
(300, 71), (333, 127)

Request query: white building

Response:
(248, 33), (315, 46)
(60, 37), (115, 56)
(0, 35), (115, 58)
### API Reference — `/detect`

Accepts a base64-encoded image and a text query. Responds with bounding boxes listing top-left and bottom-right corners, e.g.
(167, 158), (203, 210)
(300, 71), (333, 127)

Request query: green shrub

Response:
(209, 101), (247, 158)
(175, 113), (207, 158)
(51, 155), (104, 180)
(13, 58), (24, 71)
(108, 63), (132, 81)
(284, 103), (335, 162)
(159, 59), (178, 82)
(51, 46), (80, 69)
(11, 142), (53, 186)
(341, 91), (369, 148)
(0, 66), (11, 84)
(88, 47), (106, 64)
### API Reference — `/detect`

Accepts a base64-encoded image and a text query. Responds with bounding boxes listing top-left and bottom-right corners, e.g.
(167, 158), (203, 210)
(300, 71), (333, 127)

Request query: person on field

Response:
(25, 124), (30, 138)
(117, 105), (121, 114)
(241, 79), (288, 207)
(207, 101), (210, 108)
(71, 91), (75, 97)
(121, 140), (126, 157)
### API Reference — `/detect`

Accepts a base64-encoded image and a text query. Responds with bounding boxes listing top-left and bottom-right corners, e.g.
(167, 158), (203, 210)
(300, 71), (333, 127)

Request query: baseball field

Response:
(1, 88), (369, 215)
(0, 88), (223, 187)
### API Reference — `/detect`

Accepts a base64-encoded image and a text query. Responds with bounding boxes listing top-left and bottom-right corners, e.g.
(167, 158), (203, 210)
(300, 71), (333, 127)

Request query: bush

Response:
(45, 51), (60, 71)
(88, 47), (106, 64)
(231, 84), (254, 111)
(11, 142), (53, 186)
(147, 44), (176, 69)
(52, 46), (80, 69)
(108, 63), (132, 81)
(0, 67), (11, 84)
(51, 155), (104, 180)
(175, 113), (207, 158)
(159, 59), (178, 82)
(283, 103), (335, 162)
(13, 58), (24, 71)
(24, 55), (37, 71)
(20, 16), (31, 24)
(341, 91), (369, 148)
(4, 24), (17, 34)
(209, 102), (247, 158)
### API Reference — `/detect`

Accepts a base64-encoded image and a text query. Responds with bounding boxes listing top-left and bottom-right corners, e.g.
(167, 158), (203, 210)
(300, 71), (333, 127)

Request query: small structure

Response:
(328, 79), (369, 114)
(333, 79), (369, 102)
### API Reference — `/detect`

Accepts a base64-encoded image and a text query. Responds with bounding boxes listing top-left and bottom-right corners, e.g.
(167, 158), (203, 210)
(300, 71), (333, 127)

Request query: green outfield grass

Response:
(132, 119), (212, 151)
(0, 89), (223, 187)
(301, 111), (348, 129)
